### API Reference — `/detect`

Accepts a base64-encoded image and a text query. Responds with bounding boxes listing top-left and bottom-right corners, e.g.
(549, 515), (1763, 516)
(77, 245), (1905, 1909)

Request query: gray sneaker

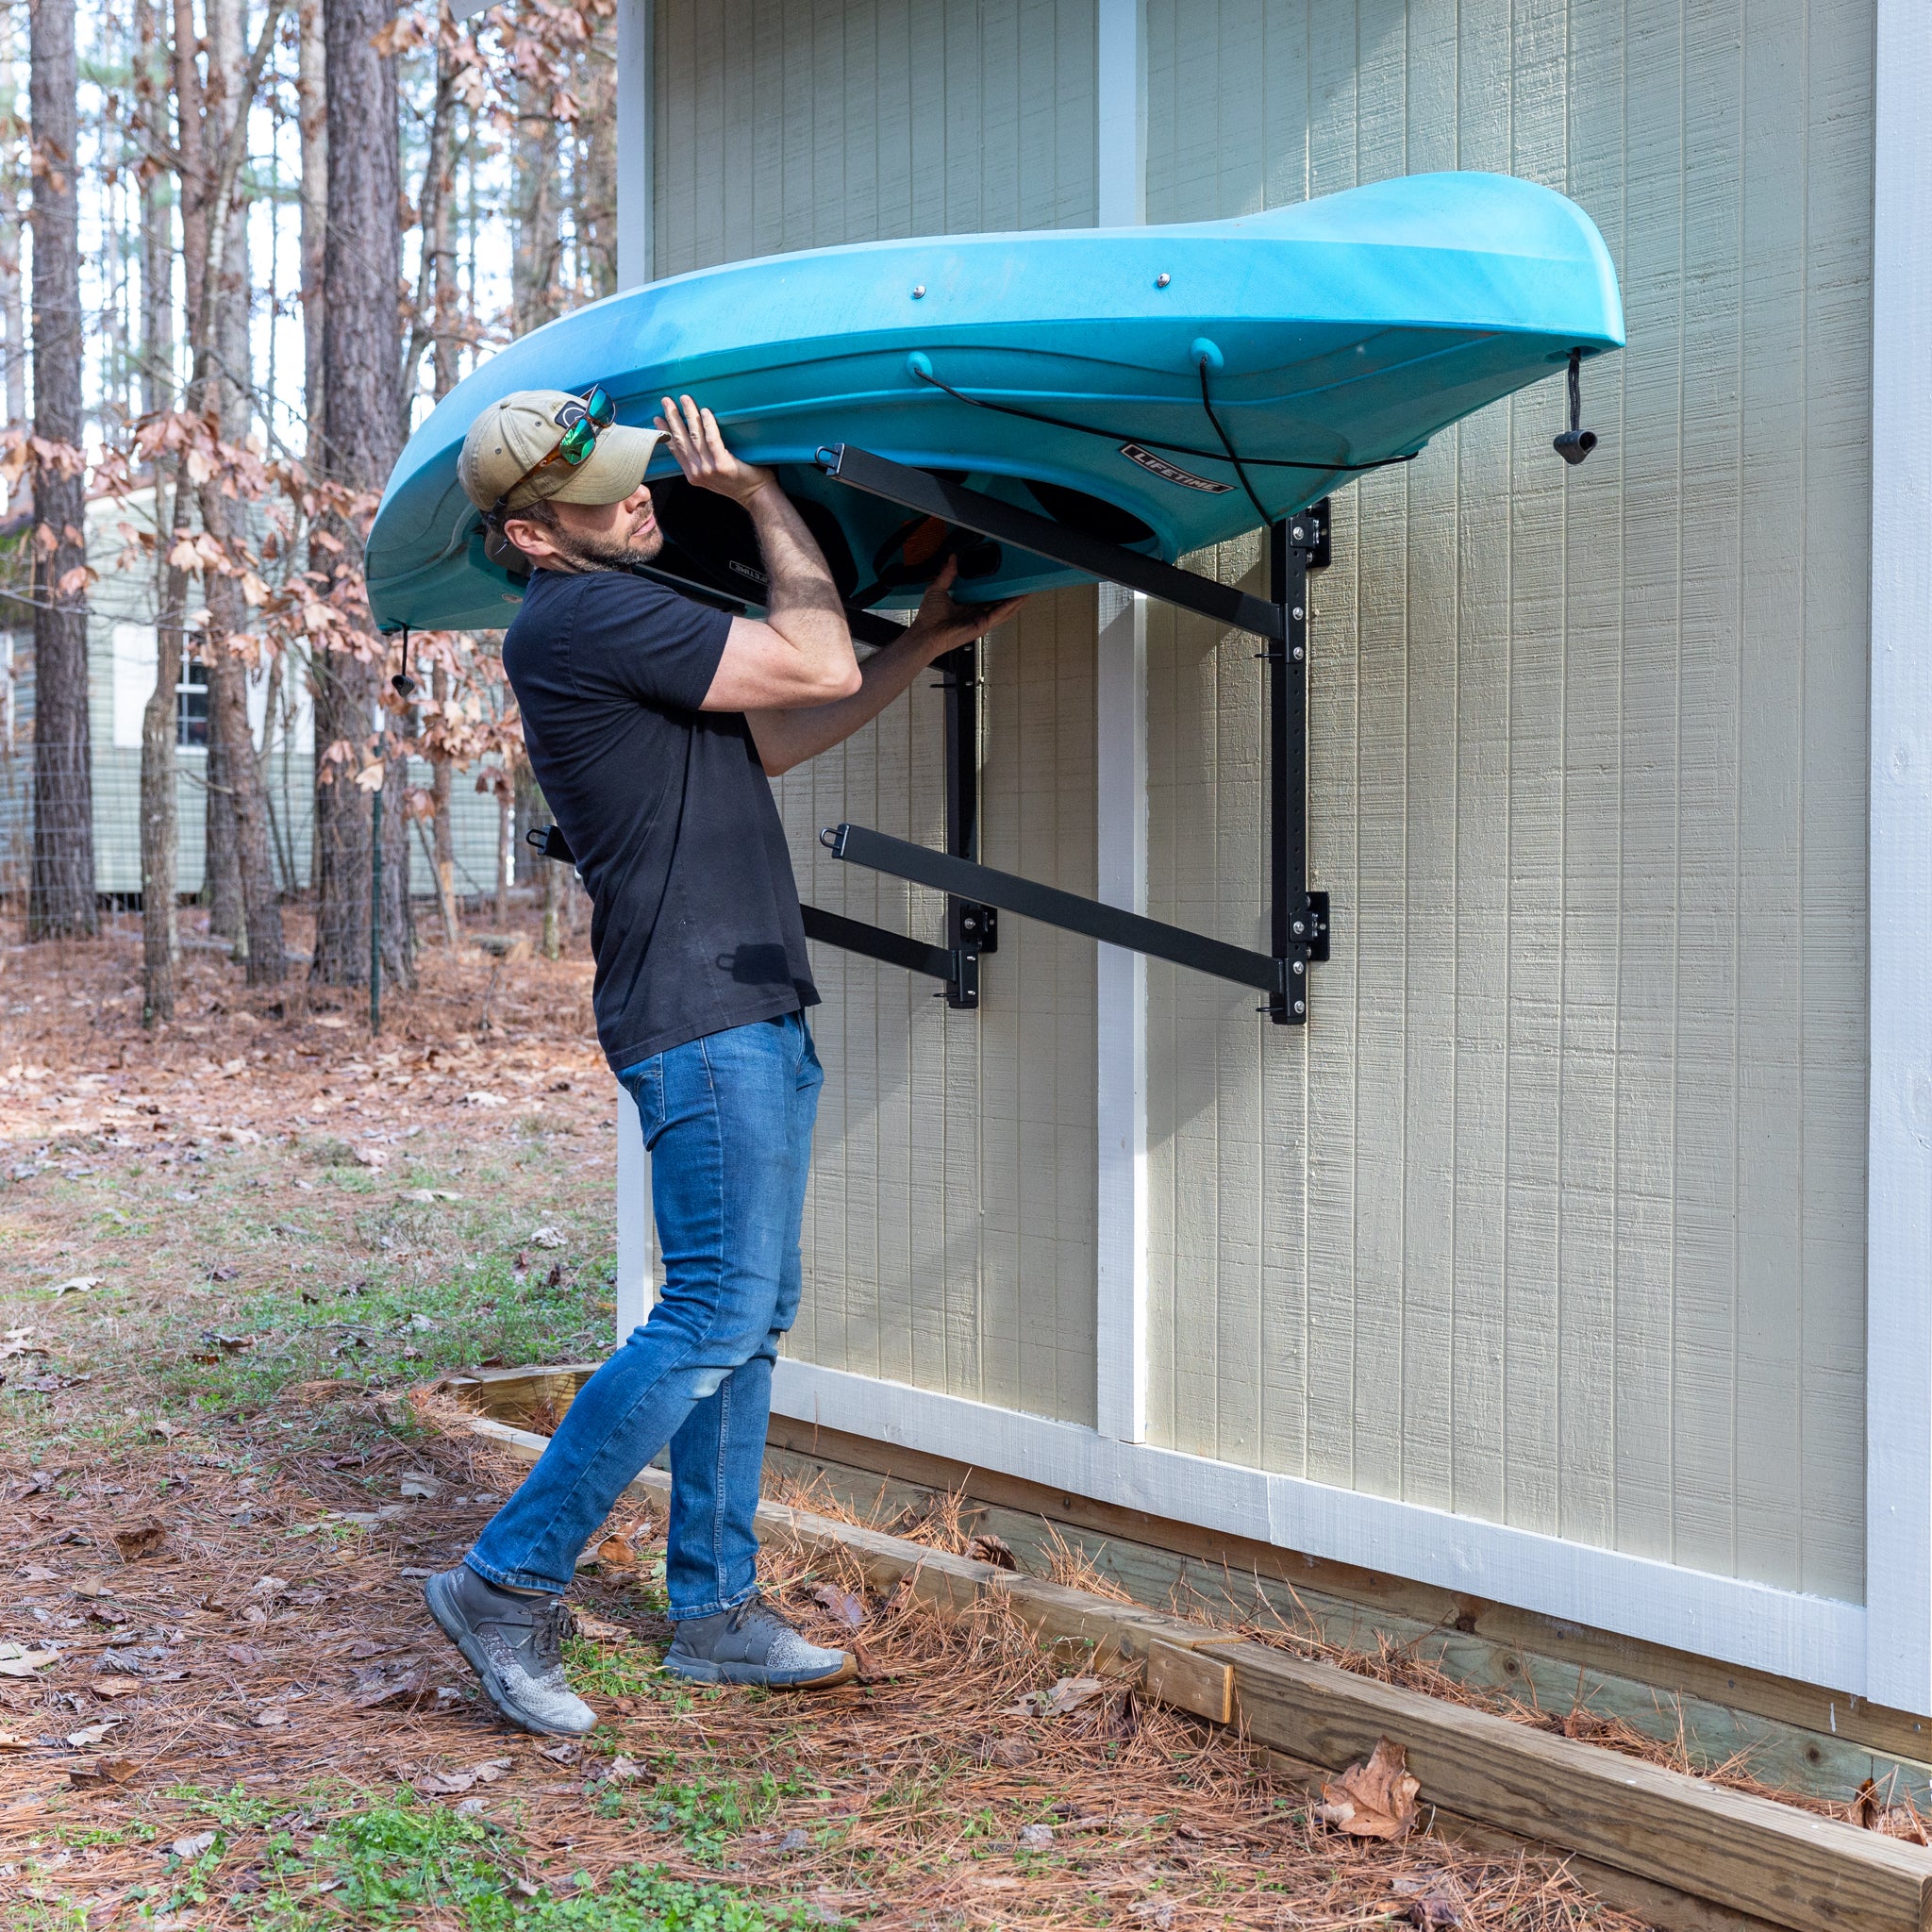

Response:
(663, 1594), (858, 1689)
(423, 1565), (597, 1736)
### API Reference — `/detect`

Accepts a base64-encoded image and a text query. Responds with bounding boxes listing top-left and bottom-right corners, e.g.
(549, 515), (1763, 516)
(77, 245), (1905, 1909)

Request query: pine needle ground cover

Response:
(1, 910), (1647, 1929)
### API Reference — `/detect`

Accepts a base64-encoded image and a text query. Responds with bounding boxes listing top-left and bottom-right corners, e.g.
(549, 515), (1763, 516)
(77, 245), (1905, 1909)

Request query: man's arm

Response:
(745, 559), (1023, 775)
(653, 394), (862, 711)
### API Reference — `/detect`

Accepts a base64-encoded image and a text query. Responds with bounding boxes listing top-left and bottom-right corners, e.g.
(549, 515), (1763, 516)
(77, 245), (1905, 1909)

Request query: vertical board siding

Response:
(657, 0), (1101, 1425)
(1142, 0), (1871, 1601)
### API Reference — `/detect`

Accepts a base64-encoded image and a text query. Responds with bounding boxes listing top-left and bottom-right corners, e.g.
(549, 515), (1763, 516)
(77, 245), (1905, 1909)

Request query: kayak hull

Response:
(367, 170), (1624, 632)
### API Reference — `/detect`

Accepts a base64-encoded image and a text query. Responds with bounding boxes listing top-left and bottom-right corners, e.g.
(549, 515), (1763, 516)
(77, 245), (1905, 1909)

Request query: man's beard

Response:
(552, 520), (664, 574)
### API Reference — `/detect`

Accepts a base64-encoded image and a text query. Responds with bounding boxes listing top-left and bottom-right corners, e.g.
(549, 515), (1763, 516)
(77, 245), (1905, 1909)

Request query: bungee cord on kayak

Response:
(906, 356), (1421, 492)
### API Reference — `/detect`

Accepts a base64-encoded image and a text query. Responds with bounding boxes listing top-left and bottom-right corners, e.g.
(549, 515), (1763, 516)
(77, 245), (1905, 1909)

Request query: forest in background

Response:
(2, 0), (621, 1013)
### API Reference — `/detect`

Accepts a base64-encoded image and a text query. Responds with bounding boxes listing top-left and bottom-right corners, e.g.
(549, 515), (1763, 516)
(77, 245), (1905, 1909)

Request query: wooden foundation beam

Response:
(450, 1394), (1932, 1932)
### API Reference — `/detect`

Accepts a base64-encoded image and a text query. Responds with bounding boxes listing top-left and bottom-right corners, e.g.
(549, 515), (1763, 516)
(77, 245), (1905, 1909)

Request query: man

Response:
(423, 386), (1021, 1735)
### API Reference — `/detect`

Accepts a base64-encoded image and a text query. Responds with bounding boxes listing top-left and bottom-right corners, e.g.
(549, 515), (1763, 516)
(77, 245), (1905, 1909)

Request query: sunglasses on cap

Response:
(487, 384), (618, 516)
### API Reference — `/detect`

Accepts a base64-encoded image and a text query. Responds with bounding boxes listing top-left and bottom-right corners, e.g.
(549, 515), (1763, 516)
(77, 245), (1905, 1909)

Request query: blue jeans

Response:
(466, 1011), (822, 1617)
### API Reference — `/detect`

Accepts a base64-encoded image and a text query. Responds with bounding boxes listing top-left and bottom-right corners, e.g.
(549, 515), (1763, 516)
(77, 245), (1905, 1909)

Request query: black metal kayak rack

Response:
(531, 444), (1333, 1025)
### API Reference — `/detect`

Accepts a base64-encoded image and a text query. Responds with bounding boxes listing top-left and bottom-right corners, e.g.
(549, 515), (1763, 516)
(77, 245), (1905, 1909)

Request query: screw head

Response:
(1293, 1000), (1306, 1015)
(1156, 273), (1171, 288)
(911, 284), (925, 298)
(1292, 959), (1305, 975)
(1291, 644), (1305, 661)
(1292, 607), (1304, 621)
(1291, 920), (1305, 936)
(1291, 525), (1305, 541)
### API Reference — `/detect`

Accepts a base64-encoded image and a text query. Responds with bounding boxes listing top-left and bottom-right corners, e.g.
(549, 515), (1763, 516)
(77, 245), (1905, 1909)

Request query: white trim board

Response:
(1093, 582), (1148, 1442)
(771, 1357), (1868, 1698)
(1864, 0), (1932, 1719)
(614, 0), (654, 291)
(1092, 0), (1150, 1446)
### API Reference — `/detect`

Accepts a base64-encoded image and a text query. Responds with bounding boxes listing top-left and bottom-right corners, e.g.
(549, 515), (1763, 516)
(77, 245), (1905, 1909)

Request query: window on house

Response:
(176, 657), (210, 749)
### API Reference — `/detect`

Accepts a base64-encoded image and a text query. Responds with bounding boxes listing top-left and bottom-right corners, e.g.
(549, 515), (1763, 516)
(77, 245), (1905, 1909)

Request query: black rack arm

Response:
(797, 903), (975, 1005)
(818, 442), (1286, 640)
(525, 824), (978, 1006)
(821, 823), (1287, 999)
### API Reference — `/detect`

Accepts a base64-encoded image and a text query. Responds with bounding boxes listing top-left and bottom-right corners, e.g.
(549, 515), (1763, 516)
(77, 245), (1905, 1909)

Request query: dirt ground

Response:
(0, 904), (1647, 1931)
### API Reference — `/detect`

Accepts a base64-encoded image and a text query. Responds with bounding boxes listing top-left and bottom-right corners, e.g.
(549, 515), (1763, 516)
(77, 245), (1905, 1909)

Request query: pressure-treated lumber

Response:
(452, 1392), (1932, 1932)
(453, 1371), (1932, 1785)
(1224, 1638), (1931, 1932)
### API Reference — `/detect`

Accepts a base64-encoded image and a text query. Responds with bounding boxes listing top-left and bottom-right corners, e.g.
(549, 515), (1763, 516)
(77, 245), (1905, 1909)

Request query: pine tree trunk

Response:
(203, 683), (244, 946)
(511, 69), (560, 336)
(25, 0), (94, 941)
(138, 0), (179, 1020)
(430, 658), (459, 945)
(196, 0), (284, 980)
(401, 28), (458, 442)
(133, 0), (170, 418)
(0, 8), (27, 431)
(312, 0), (408, 988)
(296, 0), (325, 464)
(204, 566), (286, 979)
(142, 475), (186, 1024)
(494, 764), (510, 925)
(541, 836), (559, 959)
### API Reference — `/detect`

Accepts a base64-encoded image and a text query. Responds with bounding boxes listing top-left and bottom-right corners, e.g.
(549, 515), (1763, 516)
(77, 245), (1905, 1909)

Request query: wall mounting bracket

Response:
(816, 445), (1331, 1024)
(532, 457), (1333, 1024)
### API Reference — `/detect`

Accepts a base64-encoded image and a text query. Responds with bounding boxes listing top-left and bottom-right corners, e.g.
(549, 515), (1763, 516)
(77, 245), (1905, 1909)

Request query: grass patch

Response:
(219, 1792), (817, 1930)
(561, 1633), (689, 1707)
(644, 1773), (803, 1866)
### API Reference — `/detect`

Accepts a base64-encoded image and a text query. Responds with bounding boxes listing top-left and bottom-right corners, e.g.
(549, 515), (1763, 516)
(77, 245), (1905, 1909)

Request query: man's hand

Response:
(655, 393), (775, 505)
(904, 558), (1025, 659)
(743, 558), (1028, 775)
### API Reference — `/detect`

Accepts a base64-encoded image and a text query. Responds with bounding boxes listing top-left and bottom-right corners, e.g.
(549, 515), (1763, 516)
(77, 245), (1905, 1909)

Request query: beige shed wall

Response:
(655, 0), (1103, 1425)
(1141, 0), (1872, 1602)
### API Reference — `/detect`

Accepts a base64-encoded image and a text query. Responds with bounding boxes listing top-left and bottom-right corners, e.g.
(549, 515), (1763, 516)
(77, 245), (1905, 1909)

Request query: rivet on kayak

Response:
(1191, 336), (1224, 371)
(911, 284), (926, 298)
(1156, 273), (1171, 288)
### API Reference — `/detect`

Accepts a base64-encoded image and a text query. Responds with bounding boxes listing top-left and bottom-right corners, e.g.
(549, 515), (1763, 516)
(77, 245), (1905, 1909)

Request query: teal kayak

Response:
(366, 170), (1623, 633)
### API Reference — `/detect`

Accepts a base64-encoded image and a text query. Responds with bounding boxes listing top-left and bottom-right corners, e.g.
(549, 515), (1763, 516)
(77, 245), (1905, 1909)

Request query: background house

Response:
(0, 488), (508, 903)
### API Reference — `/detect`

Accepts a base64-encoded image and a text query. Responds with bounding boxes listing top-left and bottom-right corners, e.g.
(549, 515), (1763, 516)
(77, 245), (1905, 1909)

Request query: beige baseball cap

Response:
(458, 389), (662, 513)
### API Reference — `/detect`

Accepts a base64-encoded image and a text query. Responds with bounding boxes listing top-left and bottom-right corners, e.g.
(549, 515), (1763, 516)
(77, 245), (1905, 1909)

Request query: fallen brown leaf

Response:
(1316, 1738), (1421, 1840)
(595, 1534), (638, 1570)
(91, 1674), (142, 1699)
(111, 1519), (166, 1560)
(420, 1757), (512, 1793)
(1009, 1674), (1105, 1719)
(572, 1611), (630, 1644)
(64, 1719), (124, 1748)
(810, 1583), (866, 1629)
(72, 1574), (113, 1599)
(1391, 1870), (1466, 1927)
(68, 1756), (139, 1787)
(966, 1531), (1018, 1571)
(351, 1662), (428, 1709)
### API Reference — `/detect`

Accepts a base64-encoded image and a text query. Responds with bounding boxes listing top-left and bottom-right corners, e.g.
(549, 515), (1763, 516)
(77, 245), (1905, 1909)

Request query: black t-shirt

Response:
(502, 567), (819, 1072)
